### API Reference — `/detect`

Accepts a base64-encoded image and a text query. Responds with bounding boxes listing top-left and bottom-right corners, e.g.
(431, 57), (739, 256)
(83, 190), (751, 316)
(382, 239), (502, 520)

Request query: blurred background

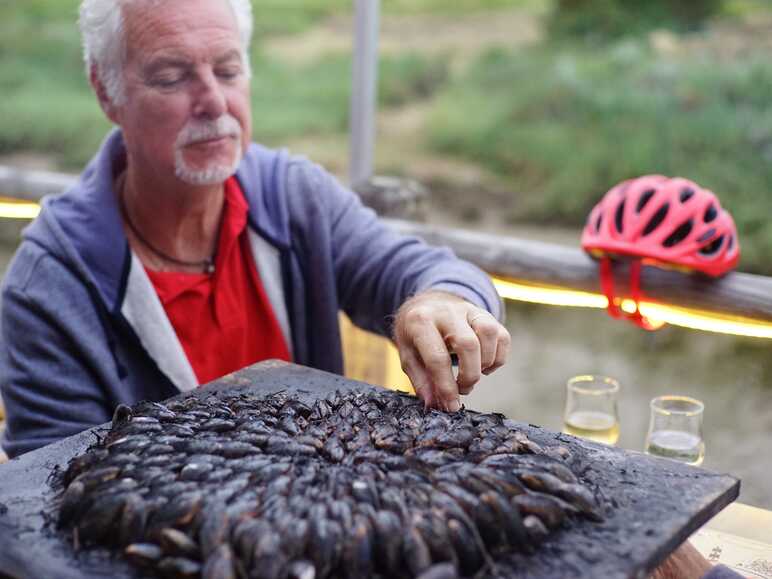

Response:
(1, 0), (771, 507)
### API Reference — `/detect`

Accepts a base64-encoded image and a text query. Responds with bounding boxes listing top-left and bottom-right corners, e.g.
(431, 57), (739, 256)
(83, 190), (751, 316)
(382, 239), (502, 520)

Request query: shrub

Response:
(547, 0), (725, 42)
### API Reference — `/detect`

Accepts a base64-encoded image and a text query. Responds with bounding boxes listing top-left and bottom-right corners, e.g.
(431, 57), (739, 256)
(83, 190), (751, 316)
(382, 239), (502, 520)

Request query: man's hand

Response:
(393, 291), (511, 412)
(651, 542), (713, 579)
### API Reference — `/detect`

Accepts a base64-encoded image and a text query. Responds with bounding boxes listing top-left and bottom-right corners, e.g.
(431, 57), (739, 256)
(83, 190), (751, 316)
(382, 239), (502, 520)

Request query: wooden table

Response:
(0, 359), (764, 576)
(693, 502), (772, 578)
(0, 360), (741, 579)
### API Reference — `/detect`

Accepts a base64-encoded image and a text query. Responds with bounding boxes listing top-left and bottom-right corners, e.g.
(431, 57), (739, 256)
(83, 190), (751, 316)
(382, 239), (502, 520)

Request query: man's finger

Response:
(442, 326), (481, 396)
(482, 326), (512, 375)
(458, 381), (475, 396)
(398, 346), (435, 408)
(412, 329), (459, 412)
(468, 310), (499, 371)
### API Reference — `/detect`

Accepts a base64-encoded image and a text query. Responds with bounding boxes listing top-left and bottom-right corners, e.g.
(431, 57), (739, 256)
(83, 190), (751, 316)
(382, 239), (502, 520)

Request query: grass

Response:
(0, 0), (541, 40)
(383, 0), (543, 16)
(3, 1), (772, 274)
(426, 41), (772, 274)
(0, 1), (451, 166)
(250, 52), (449, 144)
(0, 1), (112, 166)
(0, 48), (448, 168)
(723, 0), (772, 16)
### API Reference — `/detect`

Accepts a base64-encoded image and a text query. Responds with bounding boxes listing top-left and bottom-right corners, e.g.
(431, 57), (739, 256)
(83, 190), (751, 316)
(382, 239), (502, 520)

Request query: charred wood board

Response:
(0, 360), (739, 579)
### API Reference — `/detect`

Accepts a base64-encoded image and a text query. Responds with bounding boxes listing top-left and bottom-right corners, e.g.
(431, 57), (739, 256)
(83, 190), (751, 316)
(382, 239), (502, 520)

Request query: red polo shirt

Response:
(145, 177), (291, 385)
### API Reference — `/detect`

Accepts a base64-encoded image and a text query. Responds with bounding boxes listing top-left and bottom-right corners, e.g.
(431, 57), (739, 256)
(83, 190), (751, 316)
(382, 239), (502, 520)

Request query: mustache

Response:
(176, 115), (242, 147)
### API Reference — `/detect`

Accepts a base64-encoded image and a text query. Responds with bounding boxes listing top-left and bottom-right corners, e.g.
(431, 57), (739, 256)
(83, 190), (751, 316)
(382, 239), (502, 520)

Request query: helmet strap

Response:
(600, 257), (623, 319)
(599, 257), (660, 331)
(629, 260), (649, 328)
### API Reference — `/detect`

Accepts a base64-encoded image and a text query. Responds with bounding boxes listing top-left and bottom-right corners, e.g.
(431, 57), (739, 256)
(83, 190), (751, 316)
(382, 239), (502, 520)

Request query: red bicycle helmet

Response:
(582, 175), (740, 329)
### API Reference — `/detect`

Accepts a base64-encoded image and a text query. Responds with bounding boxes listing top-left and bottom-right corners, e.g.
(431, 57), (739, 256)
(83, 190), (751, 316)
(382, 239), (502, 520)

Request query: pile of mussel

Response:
(56, 388), (603, 579)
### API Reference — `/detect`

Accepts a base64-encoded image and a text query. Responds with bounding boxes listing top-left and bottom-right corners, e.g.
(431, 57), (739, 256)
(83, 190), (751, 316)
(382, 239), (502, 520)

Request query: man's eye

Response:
(217, 68), (241, 80)
(151, 74), (184, 88)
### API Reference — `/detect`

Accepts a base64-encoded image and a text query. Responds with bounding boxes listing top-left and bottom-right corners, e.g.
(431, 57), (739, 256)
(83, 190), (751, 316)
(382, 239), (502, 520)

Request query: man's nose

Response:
(192, 70), (227, 119)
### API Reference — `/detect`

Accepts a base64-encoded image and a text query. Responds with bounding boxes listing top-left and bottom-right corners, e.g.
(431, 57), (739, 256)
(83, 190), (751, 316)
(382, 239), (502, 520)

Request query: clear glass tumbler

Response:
(562, 375), (621, 445)
(644, 395), (705, 466)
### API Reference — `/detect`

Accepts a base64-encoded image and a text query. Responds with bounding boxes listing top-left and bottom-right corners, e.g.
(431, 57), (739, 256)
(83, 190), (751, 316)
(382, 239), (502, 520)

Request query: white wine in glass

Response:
(562, 375), (621, 446)
(645, 430), (704, 466)
(644, 396), (705, 466)
(563, 410), (620, 446)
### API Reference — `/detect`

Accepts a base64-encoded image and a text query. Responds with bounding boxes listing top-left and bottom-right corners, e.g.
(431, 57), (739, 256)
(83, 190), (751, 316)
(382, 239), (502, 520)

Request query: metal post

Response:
(348, 0), (380, 188)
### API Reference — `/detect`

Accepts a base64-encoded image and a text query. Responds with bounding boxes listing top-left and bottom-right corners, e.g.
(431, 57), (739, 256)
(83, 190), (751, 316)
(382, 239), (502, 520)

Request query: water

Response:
(563, 410), (620, 446)
(645, 430), (705, 465)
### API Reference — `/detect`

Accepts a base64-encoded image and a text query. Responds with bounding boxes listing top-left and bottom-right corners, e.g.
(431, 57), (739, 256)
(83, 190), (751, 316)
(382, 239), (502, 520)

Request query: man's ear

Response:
(89, 64), (121, 124)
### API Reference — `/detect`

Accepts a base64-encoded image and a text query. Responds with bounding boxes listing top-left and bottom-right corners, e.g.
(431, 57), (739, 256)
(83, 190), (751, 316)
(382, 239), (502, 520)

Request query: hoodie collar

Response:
(28, 128), (291, 313)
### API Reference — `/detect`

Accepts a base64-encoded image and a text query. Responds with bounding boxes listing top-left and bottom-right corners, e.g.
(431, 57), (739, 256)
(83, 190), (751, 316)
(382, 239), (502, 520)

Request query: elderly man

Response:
(0, 0), (510, 458)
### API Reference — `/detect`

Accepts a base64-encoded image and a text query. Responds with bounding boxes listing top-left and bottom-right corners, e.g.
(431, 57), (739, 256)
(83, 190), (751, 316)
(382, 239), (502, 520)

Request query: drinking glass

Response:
(562, 375), (621, 445)
(644, 395), (705, 466)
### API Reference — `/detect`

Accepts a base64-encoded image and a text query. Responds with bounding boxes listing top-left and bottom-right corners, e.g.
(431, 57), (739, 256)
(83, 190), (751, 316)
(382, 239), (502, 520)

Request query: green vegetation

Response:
(0, 1), (450, 166)
(0, 2), (108, 166)
(2, 0), (772, 274)
(547, 0), (725, 41)
(249, 0), (350, 38)
(250, 53), (449, 142)
(383, 0), (541, 16)
(425, 42), (772, 273)
(723, 0), (772, 16)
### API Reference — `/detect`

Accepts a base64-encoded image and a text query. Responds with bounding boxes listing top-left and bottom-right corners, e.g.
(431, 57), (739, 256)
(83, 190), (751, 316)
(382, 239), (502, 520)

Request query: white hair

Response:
(78, 0), (253, 105)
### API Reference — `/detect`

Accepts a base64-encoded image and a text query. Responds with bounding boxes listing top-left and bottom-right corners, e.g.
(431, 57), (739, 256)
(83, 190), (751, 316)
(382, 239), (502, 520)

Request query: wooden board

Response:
(0, 360), (740, 579)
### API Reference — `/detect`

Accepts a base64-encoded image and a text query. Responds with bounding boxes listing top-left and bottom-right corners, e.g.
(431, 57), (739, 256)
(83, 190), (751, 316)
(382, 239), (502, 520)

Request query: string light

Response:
(492, 277), (772, 339)
(0, 203), (768, 339)
(0, 197), (40, 219)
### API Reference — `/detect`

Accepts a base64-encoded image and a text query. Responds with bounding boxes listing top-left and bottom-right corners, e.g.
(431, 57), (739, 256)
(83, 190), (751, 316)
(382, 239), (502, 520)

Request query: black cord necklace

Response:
(118, 178), (216, 274)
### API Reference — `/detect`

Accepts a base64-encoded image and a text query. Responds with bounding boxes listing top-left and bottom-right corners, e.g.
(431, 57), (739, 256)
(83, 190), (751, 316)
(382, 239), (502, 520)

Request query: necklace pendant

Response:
(205, 261), (215, 275)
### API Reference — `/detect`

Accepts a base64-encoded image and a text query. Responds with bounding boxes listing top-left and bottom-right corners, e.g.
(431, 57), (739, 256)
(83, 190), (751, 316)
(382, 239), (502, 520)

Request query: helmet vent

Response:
(595, 213), (603, 233)
(643, 203), (669, 236)
(636, 189), (656, 213)
(614, 199), (626, 233)
(697, 228), (716, 243)
(679, 188), (695, 203)
(663, 219), (693, 248)
(699, 235), (725, 256)
(704, 205), (718, 223)
(727, 235), (734, 251)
